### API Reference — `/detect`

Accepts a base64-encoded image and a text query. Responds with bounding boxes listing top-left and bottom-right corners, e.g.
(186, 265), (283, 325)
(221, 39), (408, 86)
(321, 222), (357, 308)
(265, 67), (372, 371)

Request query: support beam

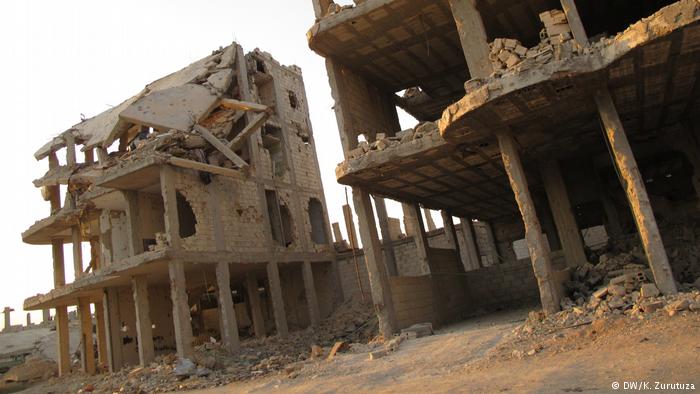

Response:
(594, 89), (677, 294)
(448, 0), (493, 79)
(72, 227), (83, 279)
(219, 98), (268, 113)
(496, 130), (560, 315)
(459, 218), (482, 270)
(55, 306), (71, 376)
(245, 272), (266, 338)
(312, 0), (332, 18)
(161, 166), (182, 250)
(124, 191), (144, 257)
(103, 289), (123, 372)
(541, 160), (587, 267)
(78, 298), (96, 374)
(373, 196), (397, 276)
(266, 262), (289, 338)
(352, 187), (396, 338)
(342, 204), (358, 249)
(331, 222), (344, 243)
(560, 0), (589, 46)
(132, 275), (155, 366)
(228, 111), (270, 151)
(94, 302), (108, 368)
(302, 261), (321, 327)
(169, 261), (194, 360)
(194, 125), (248, 169)
(215, 262), (240, 353)
(405, 203), (431, 274)
(441, 211), (465, 273)
(423, 209), (437, 231)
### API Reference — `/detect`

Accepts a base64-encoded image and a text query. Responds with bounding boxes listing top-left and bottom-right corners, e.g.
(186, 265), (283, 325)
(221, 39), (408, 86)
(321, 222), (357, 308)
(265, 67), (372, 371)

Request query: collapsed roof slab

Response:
(439, 0), (700, 160)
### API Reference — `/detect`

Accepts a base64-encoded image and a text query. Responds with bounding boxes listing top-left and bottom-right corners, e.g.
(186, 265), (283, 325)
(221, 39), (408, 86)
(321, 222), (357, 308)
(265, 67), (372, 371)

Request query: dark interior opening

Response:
(176, 191), (197, 238)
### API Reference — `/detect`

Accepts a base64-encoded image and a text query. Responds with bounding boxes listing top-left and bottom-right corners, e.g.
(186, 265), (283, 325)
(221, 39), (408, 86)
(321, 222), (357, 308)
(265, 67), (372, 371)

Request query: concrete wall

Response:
(389, 276), (436, 329)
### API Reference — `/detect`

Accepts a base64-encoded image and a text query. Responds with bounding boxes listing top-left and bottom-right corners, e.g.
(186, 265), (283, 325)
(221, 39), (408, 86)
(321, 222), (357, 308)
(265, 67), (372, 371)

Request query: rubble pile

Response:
(30, 300), (377, 393)
(512, 251), (700, 342)
(486, 10), (584, 78)
(347, 121), (439, 160)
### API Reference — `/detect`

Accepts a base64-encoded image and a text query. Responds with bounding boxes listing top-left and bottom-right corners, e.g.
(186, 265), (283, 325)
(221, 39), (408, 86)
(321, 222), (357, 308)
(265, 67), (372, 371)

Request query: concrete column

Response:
(84, 148), (94, 164)
(352, 187), (397, 338)
(72, 227), (83, 280)
(94, 302), (108, 368)
(2, 308), (12, 331)
(423, 209), (437, 231)
(78, 298), (96, 374)
(342, 204), (358, 249)
(52, 240), (66, 287)
(26, 313), (31, 326)
(401, 203), (416, 237)
(65, 132), (77, 166)
(48, 152), (61, 214)
(448, 0), (493, 79)
(169, 261), (194, 360)
(55, 306), (71, 376)
(161, 166), (181, 250)
(312, 0), (332, 18)
(331, 222), (344, 244)
(132, 276), (155, 366)
(245, 272), (266, 338)
(595, 89), (677, 294)
(459, 218), (482, 270)
(42, 309), (50, 323)
(482, 221), (500, 265)
(496, 130), (560, 315)
(373, 196), (398, 276)
(405, 203), (431, 274)
(96, 147), (109, 165)
(302, 261), (321, 327)
(266, 262), (288, 338)
(124, 191), (144, 256)
(560, 0), (589, 46)
(441, 211), (465, 273)
(103, 289), (123, 372)
(215, 262), (240, 353)
(541, 160), (588, 267)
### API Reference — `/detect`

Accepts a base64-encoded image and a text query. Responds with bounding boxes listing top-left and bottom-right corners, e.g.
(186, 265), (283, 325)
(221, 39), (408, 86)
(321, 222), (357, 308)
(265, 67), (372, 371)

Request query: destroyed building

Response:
(21, 42), (339, 376)
(308, 0), (700, 337)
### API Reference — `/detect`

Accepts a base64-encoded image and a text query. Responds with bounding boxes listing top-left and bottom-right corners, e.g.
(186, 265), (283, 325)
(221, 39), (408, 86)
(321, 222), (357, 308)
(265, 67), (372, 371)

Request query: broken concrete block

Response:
(368, 349), (387, 360)
(504, 38), (518, 49)
(375, 139), (389, 151)
(375, 132), (386, 141)
(640, 283), (660, 298)
(206, 69), (234, 92)
(414, 122), (438, 135)
(546, 23), (571, 37)
(608, 285), (627, 297)
(401, 322), (433, 338)
(640, 300), (665, 313)
(592, 287), (609, 299)
(666, 299), (690, 316)
(505, 53), (521, 68)
(514, 45), (527, 57)
(689, 302), (700, 312)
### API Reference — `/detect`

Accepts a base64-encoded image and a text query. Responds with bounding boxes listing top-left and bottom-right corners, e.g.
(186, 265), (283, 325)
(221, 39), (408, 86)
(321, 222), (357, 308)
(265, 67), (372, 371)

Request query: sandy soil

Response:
(190, 308), (700, 393)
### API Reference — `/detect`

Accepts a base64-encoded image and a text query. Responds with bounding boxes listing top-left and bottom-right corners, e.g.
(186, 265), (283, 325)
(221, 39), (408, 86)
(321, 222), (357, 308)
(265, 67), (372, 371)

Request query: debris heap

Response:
(346, 121), (439, 160)
(487, 10), (584, 77)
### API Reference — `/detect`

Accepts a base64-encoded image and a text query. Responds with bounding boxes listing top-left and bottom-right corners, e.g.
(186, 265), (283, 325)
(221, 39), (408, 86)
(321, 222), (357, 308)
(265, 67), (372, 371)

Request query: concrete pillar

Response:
(496, 130), (560, 315)
(312, 0), (332, 18)
(72, 227), (83, 280)
(84, 148), (94, 164)
(266, 262), (288, 338)
(161, 166), (181, 250)
(405, 203), (431, 274)
(42, 308), (50, 323)
(352, 187), (397, 338)
(441, 211), (465, 273)
(103, 289), (123, 372)
(55, 306), (71, 376)
(560, 0), (589, 46)
(169, 261), (194, 360)
(96, 147), (108, 165)
(215, 262), (240, 353)
(26, 313), (31, 326)
(458, 218), (482, 270)
(423, 209), (437, 231)
(245, 272), (266, 338)
(2, 307), (11, 331)
(132, 276), (155, 366)
(448, 0), (493, 79)
(52, 240), (66, 287)
(65, 132), (77, 166)
(373, 196), (398, 276)
(595, 89), (677, 294)
(94, 302), (108, 368)
(482, 221), (500, 265)
(541, 160), (588, 267)
(78, 298), (96, 374)
(331, 222), (344, 244)
(302, 261), (321, 327)
(124, 191), (144, 256)
(401, 203), (417, 237)
(342, 204), (358, 249)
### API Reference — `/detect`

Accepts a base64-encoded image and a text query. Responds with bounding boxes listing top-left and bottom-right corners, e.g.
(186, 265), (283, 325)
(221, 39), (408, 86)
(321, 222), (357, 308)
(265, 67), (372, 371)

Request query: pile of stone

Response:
(487, 9), (584, 78)
(514, 251), (700, 341)
(346, 121), (439, 160)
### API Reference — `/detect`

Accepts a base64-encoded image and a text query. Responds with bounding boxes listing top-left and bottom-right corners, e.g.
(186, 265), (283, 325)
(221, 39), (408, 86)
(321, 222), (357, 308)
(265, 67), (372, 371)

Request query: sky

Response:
(0, 0), (451, 328)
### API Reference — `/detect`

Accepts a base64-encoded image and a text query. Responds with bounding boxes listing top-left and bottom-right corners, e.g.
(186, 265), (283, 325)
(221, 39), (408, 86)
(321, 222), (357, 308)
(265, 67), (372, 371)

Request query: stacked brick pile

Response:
(487, 9), (584, 77)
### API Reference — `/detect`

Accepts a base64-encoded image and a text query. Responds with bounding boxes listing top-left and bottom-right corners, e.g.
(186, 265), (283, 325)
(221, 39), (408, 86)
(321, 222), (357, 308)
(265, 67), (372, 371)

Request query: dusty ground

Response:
(191, 308), (700, 393)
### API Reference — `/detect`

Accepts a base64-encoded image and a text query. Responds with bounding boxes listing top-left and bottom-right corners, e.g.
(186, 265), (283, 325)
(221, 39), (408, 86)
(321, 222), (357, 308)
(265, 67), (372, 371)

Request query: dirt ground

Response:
(190, 308), (700, 393)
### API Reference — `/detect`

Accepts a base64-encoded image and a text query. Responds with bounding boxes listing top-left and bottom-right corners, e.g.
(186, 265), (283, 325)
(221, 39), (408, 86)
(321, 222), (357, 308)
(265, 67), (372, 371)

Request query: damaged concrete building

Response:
(308, 0), (700, 337)
(22, 42), (338, 375)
